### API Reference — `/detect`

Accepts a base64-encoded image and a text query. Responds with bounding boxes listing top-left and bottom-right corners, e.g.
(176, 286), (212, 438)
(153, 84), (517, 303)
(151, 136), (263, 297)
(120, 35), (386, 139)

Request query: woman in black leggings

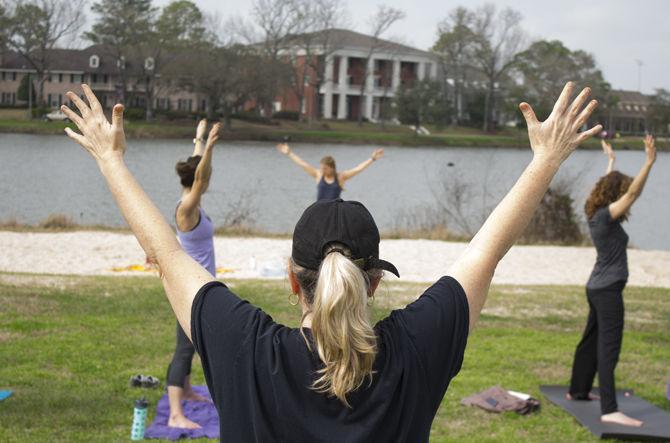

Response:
(568, 135), (656, 427)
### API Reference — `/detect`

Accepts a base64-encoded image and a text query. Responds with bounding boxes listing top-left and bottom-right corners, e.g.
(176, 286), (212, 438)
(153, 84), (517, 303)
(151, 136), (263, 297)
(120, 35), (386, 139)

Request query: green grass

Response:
(0, 115), (666, 150)
(0, 274), (668, 442)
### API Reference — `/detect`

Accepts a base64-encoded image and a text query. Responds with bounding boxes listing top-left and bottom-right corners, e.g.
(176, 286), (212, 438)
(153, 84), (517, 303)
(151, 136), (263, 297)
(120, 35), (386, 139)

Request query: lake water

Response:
(1, 133), (668, 250)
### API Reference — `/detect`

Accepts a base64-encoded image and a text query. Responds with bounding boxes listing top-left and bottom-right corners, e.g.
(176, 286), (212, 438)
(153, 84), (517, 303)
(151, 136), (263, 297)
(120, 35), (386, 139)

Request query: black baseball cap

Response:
(291, 199), (400, 277)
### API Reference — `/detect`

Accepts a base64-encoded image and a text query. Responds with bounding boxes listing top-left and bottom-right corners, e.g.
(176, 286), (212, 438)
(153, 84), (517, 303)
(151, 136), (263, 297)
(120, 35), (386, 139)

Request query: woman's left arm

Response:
(339, 148), (384, 183)
(61, 85), (214, 339)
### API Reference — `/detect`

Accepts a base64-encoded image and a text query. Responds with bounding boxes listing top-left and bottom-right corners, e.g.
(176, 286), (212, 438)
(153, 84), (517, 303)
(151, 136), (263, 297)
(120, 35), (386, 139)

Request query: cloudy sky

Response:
(152, 0), (668, 94)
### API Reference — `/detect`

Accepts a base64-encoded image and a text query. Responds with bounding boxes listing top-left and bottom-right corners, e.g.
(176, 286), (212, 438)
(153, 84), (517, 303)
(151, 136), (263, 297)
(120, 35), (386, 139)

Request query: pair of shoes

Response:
(129, 374), (160, 389)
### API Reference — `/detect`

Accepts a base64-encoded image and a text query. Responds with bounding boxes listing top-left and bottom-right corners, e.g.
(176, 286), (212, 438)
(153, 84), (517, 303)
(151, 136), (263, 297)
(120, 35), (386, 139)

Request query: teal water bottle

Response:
(130, 397), (148, 441)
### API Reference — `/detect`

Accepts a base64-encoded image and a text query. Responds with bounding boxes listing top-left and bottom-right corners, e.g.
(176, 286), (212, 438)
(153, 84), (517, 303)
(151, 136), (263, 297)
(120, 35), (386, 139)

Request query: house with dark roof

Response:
(272, 28), (439, 121)
(605, 89), (652, 135)
(0, 44), (207, 112)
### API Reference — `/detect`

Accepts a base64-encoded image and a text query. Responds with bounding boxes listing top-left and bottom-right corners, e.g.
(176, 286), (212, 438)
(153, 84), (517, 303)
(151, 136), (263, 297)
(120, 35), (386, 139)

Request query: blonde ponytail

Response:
(309, 245), (377, 407)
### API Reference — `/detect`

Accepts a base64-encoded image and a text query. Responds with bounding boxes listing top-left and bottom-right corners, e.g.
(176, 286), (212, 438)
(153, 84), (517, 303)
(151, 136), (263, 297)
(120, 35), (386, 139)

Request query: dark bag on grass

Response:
(461, 386), (540, 415)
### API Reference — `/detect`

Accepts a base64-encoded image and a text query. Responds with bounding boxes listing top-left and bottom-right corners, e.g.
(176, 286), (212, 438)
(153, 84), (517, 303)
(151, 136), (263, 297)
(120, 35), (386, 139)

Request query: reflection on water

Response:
(1, 133), (668, 250)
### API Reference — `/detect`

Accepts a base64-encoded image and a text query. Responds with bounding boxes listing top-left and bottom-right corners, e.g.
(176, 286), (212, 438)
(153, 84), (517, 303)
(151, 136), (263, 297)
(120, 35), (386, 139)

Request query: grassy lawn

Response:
(0, 111), (665, 150)
(0, 273), (668, 442)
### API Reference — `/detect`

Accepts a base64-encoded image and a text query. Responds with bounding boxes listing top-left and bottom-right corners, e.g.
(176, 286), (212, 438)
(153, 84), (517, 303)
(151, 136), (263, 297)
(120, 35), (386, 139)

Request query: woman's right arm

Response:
(277, 143), (319, 179)
(602, 139), (615, 174)
(449, 82), (602, 330)
(608, 135), (656, 220)
(178, 123), (221, 226)
(61, 85), (214, 339)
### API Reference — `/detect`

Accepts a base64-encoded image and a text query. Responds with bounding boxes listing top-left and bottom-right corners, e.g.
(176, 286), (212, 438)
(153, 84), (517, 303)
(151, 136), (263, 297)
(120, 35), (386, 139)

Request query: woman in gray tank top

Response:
(568, 136), (656, 427)
(276, 143), (385, 201)
(166, 119), (221, 429)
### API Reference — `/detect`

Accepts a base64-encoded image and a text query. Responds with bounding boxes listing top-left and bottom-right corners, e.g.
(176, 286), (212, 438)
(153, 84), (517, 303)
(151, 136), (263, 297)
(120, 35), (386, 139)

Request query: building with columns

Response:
(275, 29), (439, 121)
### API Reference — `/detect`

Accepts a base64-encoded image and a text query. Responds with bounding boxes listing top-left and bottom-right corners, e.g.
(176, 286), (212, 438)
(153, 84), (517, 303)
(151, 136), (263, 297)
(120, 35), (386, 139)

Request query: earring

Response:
(367, 294), (375, 306)
(288, 293), (299, 306)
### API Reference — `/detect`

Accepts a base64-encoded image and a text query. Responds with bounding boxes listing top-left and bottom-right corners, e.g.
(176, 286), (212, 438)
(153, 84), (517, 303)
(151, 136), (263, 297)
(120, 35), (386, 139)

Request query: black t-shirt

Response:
(587, 207), (629, 289)
(191, 276), (469, 442)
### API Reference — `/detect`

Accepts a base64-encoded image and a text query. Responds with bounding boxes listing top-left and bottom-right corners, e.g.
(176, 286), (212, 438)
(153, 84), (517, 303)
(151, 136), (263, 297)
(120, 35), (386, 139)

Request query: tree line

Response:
(0, 0), (668, 133)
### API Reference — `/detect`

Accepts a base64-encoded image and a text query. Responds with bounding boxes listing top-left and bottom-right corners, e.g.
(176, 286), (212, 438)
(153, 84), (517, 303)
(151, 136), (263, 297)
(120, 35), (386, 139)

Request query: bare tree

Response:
(433, 7), (476, 125)
(250, 0), (306, 116)
(470, 4), (525, 132)
(356, 5), (405, 126)
(286, 0), (347, 124)
(6, 0), (86, 106)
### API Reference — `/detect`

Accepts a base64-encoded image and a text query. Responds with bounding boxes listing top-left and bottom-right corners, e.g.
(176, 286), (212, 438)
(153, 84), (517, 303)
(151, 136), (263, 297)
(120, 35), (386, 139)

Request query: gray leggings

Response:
(166, 322), (194, 388)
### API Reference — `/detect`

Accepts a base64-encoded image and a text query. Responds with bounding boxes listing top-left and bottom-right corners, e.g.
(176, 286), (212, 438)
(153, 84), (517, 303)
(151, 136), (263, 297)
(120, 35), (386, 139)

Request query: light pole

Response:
(635, 59), (643, 92)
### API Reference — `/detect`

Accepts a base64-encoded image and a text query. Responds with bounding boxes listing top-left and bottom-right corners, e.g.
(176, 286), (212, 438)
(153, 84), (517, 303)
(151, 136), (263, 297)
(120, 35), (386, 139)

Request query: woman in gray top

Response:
(568, 135), (656, 427)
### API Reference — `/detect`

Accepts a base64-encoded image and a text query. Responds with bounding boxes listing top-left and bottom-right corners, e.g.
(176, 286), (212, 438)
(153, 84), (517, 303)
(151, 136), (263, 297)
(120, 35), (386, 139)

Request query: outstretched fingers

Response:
(60, 104), (83, 127)
(551, 81), (575, 116)
(82, 84), (103, 112)
(574, 99), (599, 129)
(569, 87), (592, 116)
(519, 102), (539, 127)
(577, 124), (603, 144)
(66, 91), (90, 117)
(112, 104), (125, 131)
(64, 127), (88, 148)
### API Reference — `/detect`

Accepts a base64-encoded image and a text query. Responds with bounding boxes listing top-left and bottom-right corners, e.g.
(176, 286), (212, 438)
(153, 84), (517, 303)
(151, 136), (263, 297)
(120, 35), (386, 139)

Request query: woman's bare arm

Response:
(339, 149), (384, 184)
(192, 118), (207, 156)
(609, 135), (656, 220)
(602, 139), (615, 174)
(449, 82), (602, 330)
(61, 85), (213, 339)
(178, 123), (221, 229)
(277, 143), (319, 179)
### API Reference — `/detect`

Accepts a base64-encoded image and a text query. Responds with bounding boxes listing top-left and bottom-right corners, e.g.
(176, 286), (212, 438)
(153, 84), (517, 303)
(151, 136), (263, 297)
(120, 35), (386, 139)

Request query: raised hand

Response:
(371, 148), (384, 161)
(276, 143), (291, 155)
(205, 123), (221, 150)
(196, 118), (207, 140)
(644, 134), (656, 164)
(62, 84), (126, 163)
(601, 139), (615, 160)
(519, 82), (602, 164)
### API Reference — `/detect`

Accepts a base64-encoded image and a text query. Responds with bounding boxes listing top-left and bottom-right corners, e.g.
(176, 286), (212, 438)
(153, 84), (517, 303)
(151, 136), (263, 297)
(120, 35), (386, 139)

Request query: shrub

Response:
(232, 111), (277, 125)
(39, 214), (78, 230)
(124, 107), (146, 121)
(521, 183), (583, 244)
(273, 110), (300, 121)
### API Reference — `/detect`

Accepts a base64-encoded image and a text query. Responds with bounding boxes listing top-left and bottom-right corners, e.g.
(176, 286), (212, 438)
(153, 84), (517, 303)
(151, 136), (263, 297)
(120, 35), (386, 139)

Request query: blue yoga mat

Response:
(0, 391), (12, 401)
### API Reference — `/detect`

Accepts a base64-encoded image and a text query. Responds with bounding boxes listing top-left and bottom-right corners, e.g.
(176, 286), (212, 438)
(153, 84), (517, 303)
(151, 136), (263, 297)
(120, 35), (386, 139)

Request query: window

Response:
(58, 94), (63, 106)
(103, 74), (108, 84)
(11, 93), (16, 104)
(12, 72), (16, 81)
(58, 73), (63, 83)
(1, 72), (5, 81)
(47, 94), (52, 107)
(91, 73), (98, 83)
(70, 73), (75, 83)
(89, 55), (100, 68)
(144, 57), (155, 71)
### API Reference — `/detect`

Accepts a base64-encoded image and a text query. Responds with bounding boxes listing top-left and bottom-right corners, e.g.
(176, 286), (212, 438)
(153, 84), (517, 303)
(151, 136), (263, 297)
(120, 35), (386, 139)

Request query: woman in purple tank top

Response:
(166, 119), (221, 429)
(276, 142), (385, 201)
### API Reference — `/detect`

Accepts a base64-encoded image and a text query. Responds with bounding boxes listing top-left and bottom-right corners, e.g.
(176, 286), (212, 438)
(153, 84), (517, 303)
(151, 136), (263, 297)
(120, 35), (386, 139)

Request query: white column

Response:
(392, 59), (401, 91)
(364, 57), (374, 120)
(430, 61), (437, 79)
(337, 55), (348, 119)
(417, 61), (426, 81)
(323, 56), (334, 119)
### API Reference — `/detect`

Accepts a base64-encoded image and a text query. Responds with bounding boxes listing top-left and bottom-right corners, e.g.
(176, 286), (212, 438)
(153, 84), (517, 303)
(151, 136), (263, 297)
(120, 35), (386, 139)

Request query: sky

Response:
(150, 0), (669, 94)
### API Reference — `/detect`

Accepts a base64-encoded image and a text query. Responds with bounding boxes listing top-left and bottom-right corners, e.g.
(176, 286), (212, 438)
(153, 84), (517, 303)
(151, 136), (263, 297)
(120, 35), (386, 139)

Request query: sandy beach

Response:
(1, 231), (668, 287)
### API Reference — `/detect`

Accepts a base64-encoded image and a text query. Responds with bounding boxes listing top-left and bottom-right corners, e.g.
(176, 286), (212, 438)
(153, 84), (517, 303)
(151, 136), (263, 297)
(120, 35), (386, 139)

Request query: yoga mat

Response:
(144, 385), (219, 440)
(0, 390), (12, 401)
(541, 385), (670, 441)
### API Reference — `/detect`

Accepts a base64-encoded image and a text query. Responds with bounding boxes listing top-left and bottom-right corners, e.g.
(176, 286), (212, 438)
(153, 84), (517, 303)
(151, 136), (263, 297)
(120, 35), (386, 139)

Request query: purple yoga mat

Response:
(145, 385), (219, 440)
